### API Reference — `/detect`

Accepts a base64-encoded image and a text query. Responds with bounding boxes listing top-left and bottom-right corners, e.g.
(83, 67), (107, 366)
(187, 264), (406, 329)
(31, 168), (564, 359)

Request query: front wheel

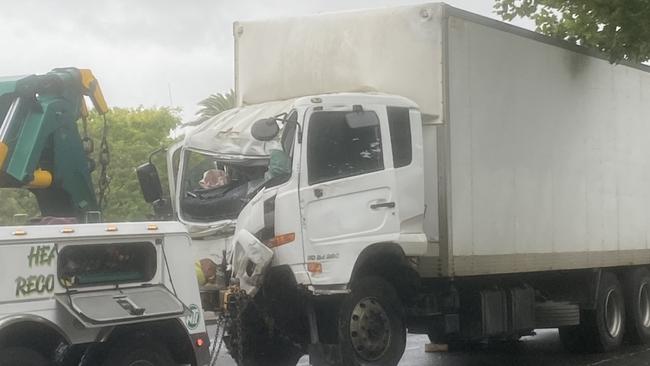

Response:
(0, 347), (49, 366)
(338, 276), (406, 366)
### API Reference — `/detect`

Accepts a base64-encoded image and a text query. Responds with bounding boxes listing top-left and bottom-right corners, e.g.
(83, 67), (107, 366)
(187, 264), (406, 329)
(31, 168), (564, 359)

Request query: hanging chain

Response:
(209, 314), (228, 366)
(96, 114), (111, 210)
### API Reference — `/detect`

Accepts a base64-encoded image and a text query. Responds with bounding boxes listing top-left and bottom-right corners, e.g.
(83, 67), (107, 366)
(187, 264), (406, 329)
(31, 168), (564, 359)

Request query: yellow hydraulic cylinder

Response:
(0, 142), (8, 169)
(26, 169), (53, 189)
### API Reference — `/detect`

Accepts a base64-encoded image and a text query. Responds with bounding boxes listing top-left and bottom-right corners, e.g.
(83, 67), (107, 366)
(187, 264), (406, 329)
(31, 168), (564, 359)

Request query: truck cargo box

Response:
(234, 3), (650, 278)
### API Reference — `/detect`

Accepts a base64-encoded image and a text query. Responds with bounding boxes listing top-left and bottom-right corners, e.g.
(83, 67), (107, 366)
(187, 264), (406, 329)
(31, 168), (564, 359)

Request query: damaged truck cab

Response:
(229, 93), (425, 296)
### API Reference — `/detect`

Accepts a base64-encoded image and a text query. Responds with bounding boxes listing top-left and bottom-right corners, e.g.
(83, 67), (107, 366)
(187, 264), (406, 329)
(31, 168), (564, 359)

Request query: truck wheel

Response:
(623, 268), (650, 344)
(577, 272), (625, 353)
(100, 341), (174, 366)
(338, 276), (406, 366)
(0, 347), (48, 366)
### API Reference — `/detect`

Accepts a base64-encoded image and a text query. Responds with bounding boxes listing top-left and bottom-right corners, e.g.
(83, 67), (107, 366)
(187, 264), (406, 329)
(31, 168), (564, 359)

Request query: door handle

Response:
(370, 202), (396, 210)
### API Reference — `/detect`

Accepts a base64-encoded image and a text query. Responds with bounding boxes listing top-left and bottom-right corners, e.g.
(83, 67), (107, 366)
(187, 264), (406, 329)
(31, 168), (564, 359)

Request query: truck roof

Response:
(184, 92), (417, 156)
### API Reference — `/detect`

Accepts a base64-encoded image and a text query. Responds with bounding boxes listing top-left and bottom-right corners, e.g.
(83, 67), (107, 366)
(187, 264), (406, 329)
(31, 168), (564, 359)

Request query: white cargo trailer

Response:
(139, 3), (650, 366)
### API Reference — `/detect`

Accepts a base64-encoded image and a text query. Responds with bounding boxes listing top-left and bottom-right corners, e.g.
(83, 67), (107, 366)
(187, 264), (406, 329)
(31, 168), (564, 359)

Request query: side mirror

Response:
(251, 118), (280, 141)
(136, 162), (163, 203)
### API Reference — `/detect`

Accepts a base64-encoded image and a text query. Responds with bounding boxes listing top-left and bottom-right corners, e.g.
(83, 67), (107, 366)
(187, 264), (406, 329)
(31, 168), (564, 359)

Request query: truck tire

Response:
(623, 268), (650, 344)
(561, 272), (625, 353)
(100, 340), (174, 366)
(338, 276), (406, 366)
(0, 347), (48, 366)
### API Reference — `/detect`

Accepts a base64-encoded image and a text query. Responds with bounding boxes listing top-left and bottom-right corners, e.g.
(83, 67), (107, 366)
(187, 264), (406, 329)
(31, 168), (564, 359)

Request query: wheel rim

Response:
(349, 297), (392, 361)
(604, 288), (623, 338)
(639, 282), (650, 328)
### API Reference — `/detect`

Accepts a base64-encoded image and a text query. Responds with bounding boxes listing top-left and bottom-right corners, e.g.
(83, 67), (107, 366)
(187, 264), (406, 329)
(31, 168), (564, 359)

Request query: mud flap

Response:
(231, 230), (274, 296)
(55, 285), (187, 328)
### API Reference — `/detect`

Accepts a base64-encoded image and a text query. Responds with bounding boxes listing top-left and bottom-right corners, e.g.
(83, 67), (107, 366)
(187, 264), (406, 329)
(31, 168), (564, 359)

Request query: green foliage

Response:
(0, 106), (181, 225)
(193, 89), (236, 124)
(495, 0), (650, 63)
(87, 107), (181, 222)
(0, 189), (39, 225)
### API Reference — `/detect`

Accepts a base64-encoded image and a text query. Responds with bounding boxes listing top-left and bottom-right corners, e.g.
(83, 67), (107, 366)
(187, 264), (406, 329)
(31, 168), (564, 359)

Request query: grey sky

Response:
(0, 1), (532, 121)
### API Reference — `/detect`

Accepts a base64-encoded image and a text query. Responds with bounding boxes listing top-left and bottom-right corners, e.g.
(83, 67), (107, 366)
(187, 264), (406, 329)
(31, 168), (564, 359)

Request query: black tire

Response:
(338, 276), (406, 366)
(623, 268), (650, 344)
(563, 272), (625, 353)
(0, 347), (49, 366)
(100, 340), (174, 366)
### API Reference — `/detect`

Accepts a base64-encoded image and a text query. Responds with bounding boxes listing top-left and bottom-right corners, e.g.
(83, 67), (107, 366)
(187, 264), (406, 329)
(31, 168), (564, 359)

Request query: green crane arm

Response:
(0, 67), (109, 219)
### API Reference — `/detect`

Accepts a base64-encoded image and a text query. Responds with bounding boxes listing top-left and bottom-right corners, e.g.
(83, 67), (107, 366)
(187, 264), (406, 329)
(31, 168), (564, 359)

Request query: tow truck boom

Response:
(0, 67), (108, 218)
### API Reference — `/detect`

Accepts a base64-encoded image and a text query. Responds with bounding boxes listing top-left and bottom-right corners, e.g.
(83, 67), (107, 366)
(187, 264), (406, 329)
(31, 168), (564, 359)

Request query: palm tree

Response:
(192, 89), (236, 125)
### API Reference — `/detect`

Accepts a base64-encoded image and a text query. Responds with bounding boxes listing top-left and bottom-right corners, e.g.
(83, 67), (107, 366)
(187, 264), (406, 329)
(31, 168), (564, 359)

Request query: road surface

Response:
(208, 327), (650, 365)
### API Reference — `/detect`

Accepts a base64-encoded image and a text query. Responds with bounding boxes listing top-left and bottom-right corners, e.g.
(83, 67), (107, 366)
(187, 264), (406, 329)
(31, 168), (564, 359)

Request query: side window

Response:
(387, 107), (412, 168)
(308, 111), (383, 185)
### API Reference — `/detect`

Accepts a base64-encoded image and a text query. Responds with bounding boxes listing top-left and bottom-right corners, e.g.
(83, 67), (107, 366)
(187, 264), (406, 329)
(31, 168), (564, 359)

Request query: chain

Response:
(96, 114), (111, 210)
(209, 314), (228, 366)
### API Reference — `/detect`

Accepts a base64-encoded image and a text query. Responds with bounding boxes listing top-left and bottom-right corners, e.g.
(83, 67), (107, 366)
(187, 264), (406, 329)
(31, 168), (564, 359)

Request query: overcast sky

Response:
(0, 1), (532, 122)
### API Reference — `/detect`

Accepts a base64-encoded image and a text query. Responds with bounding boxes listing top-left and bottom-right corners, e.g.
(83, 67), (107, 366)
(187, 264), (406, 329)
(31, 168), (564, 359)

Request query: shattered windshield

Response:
(178, 150), (267, 223)
(179, 103), (298, 225)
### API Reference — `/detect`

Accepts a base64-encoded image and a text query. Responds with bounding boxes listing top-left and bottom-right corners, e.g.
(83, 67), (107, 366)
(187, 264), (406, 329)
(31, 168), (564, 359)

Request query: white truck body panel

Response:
(234, 3), (650, 278)
(234, 3), (444, 120)
(445, 15), (650, 276)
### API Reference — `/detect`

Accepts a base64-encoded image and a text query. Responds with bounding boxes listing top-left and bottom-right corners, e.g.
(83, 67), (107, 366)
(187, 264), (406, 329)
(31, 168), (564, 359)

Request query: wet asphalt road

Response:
(208, 327), (650, 366)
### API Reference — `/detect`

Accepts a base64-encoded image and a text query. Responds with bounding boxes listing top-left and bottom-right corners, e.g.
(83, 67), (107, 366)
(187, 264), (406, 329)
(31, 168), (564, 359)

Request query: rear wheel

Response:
(561, 272), (625, 353)
(623, 268), (650, 344)
(338, 276), (406, 366)
(0, 347), (49, 366)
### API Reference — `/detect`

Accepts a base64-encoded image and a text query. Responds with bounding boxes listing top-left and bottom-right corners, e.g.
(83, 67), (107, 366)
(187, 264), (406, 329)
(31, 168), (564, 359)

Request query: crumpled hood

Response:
(184, 98), (296, 156)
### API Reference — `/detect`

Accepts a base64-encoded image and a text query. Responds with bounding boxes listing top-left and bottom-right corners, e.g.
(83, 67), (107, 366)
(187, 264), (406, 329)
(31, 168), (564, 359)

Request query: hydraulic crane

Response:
(0, 67), (109, 219)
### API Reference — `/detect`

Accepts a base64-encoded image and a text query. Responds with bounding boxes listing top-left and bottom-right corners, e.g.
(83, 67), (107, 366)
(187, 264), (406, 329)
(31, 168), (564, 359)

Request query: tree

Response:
(86, 107), (181, 222)
(0, 106), (181, 224)
(193, 89), (236, 124)
(494, 0), (650, 63)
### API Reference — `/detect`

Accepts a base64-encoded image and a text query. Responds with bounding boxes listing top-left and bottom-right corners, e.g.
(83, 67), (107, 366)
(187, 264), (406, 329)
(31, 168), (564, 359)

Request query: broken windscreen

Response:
(179, 150), (268, 223)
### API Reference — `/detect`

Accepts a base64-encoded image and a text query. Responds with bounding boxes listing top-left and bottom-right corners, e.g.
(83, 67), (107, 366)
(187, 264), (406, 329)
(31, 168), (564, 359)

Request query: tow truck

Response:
(0, 68), (210, 366)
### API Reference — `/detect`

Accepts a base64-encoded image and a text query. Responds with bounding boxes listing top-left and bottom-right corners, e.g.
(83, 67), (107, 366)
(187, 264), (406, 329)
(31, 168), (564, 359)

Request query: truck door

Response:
(299, 105), (400, 286)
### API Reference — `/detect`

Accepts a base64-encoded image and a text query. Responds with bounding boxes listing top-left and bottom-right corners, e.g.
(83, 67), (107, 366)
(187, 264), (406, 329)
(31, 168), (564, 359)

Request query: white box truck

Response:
(138, 3), (650, 365)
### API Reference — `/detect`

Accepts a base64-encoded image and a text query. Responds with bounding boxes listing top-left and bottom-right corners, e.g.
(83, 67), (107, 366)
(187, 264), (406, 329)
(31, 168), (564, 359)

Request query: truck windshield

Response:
(178, 150), (267, 223)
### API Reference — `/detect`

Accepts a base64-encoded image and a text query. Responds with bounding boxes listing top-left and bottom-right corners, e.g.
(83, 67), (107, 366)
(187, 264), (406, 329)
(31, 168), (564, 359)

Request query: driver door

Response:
(299, 105), (400, 286)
